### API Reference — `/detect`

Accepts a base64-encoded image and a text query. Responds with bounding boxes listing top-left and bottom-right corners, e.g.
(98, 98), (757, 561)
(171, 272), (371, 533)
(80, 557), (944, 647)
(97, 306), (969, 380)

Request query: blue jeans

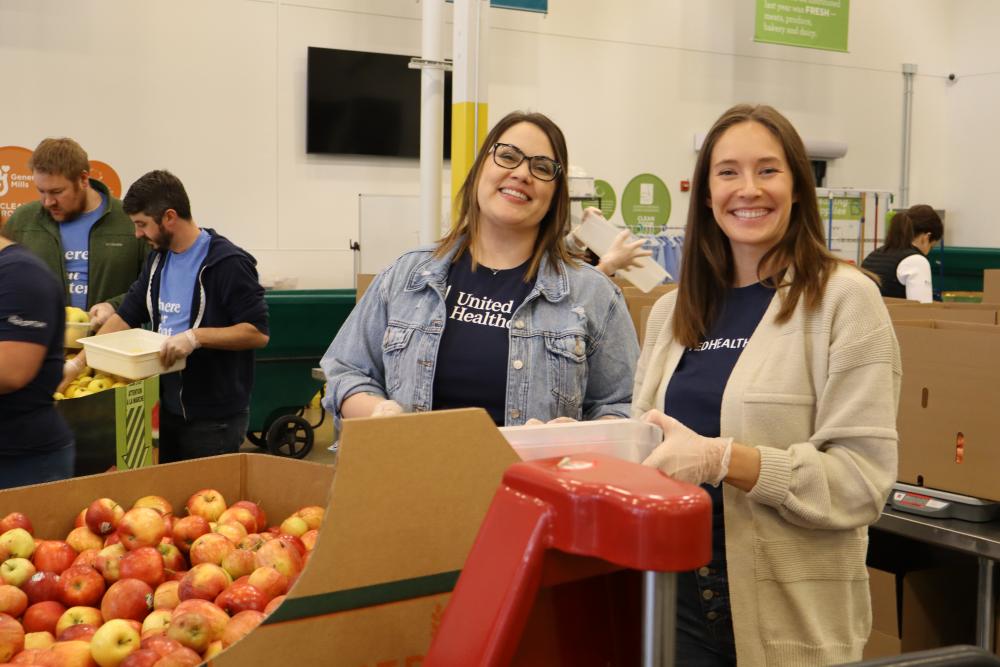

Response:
(675, 486), (736, 666)
(0, 442), (75, 490)
(158, 408), (249, 463)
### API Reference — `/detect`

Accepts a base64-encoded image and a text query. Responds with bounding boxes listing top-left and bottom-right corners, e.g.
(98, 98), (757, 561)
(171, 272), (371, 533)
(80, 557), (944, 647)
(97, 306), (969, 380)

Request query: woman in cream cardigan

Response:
(634, 104), (900, 666)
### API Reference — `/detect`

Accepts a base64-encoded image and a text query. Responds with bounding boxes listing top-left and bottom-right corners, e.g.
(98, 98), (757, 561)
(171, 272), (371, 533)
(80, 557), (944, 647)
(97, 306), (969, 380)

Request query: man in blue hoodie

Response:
(65, 170), (269, 462)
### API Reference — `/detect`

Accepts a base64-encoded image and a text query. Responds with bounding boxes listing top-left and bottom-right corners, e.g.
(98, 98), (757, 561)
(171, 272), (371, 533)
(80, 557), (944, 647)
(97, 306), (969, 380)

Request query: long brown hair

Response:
(673, 104), (840, 347)
(883, 204), (943, 250)
(436, 111), (575, 281)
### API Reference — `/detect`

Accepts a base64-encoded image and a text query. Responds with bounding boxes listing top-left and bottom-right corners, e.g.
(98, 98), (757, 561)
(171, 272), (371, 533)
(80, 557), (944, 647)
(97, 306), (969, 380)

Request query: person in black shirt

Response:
(861, 204), (943, 302)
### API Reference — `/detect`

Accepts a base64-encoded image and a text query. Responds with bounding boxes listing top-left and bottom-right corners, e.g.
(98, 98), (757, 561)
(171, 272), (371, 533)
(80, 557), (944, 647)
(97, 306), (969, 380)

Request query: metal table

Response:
(873, 507), (1000, 651)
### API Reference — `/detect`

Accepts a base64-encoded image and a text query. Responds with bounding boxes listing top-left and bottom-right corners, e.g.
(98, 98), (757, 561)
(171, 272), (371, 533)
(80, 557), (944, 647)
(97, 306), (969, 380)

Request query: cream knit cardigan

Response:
(632, 265), (900, 666)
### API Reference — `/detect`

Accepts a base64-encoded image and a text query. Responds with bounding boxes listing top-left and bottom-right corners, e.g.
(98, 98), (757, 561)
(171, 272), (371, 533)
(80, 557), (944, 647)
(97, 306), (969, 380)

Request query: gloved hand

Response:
(88, 302), (116, 329)
(524, 416), (577, 425)
(640, 410), (733, 486)
(58, 356), (86, 394)
(371, 399), (404, 417)
(160, 329), (200, 367)
(597, 229), (652, 276)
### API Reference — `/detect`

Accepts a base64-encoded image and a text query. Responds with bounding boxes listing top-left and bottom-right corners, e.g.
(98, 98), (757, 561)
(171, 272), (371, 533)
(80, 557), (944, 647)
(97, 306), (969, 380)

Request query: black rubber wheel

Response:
(246, 431), (267, 448)
(265, 415), (314, 459)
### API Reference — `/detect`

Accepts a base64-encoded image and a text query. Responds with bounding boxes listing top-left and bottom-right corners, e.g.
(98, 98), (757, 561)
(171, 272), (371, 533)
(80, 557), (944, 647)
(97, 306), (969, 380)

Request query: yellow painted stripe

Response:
(450, 101), (489, 222)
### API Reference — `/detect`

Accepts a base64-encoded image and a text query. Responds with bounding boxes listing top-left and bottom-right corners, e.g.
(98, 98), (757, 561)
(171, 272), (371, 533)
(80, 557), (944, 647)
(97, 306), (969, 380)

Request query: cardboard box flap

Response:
(888, 303), (998, 324)
(868, 567), (899, 636)
(292, 408), (518, 596)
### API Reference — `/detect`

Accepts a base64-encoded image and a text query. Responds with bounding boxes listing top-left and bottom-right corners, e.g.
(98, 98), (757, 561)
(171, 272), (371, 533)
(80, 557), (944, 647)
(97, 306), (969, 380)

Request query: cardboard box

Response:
(888, 302), (999, 324)
(0, 409), (519, 665)
(984, 269), (1000, 305)
(864, 567), (901, 659)
(621, 284), (676, 344)
(356, 273), (375, 302)
(894, 320), (1000, 501)
(55, 376), (158, 475)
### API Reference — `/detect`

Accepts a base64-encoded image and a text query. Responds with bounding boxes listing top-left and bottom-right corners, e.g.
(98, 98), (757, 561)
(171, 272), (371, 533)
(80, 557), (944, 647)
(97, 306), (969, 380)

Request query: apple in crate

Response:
(22, 600), (67, 634)
(246, 566), (288, 602)
(165, 607), (212, 654)
(170, 516), (210, 555)
(293, 505), (326, 531)
(185, 490), (226, 523)
(255, 538), (303, 579)
(178, 563), (231, 602)
(0, 584), (28, 618)
(96, 543), (127, 583)
(101, 578), (153, 622)
(220, 548), (256, 580)
(0, 527), (35, 560)
(119, 648), (162, 667)
(0, 512), (34, 536)
(59, 625), (99, 644)
(222, 609), (265, 648)
(23, 571), (62, 605)
(156, 543), (186, 575)
(117, 508), (166, 551)
(0, 612), (25, 663)
(131, 495), (173, 517)
(91, 618), (141, 667)
(86, 498), (125, 536)
(214, 521), (247, 545)
(59, 565), (106, 607)
(23, 629), (55, 650)
(33, 540), (78, 574)
(119, 547), (165, 588)
(188, 533), (233, 567)
(264, 593), (286, 615)
(152, 580), (180, 612)
(215, 582), (267, 614)
(172, 599), (228, 642)
(217, 507), (257, 535)
(56, 605), (104, 638)
(140, 609), (172, 639)
(66, 525), (105, 554)
(0, 557), (36, 587)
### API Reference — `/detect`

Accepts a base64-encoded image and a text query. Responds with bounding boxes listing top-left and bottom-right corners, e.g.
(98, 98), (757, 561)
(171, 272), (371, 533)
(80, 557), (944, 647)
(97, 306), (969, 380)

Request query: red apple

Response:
(214, 582), (267, 615)
(246, 567), (288, 602)
(131, 496), (173, 517)
(21, 600), (67, 634)
(275, 533), (307, 558)
(58, 622), (98, 642)
(216, 507), (256, 535)
(140, 609), (172, 639)
(184, 490), (226, 523)
(23, 571), (62, 605)
(219, 549), (256, 581)
(171, 599), (228, 642)
(293, 505), (325, 531)
(85, 498), (125, 536)
(0, 585), (28, 618)
(72, 548), (100, 570)
(231, 501), (267, 533)
(101, 578), (153, 622)
(119, 648), (161, 667)
(187, 533), (233, 567)
(254, 539), (302, 579)
(140, 634), (183, 657)
(23, 629), (55, 651)
(301, 529), (319, 552)
(31, 540), (78, 575)
(65, 526), (104, 554)
(177, 564), (230, 602)
(214, 522), (247, 545)
(263, 594), (285, 615)
(73, 508), (87, 529)
(0, 557), (36, 588)
(235, 534), (267, 552)
(0, 528), (35, 560)
(0, 613), (25, 663)
(151, 645), (202, 666)
(169, 517), (209, 555)
(278, 515), (308, 538)
(117, 509), (166, 552)
(104, 532), (122, 547)
(55, 605), (103, 637)
(95, 544), (127, 583)
(51, 638), (100, 667)
(58, 565), (106, 607)
(165, 609), (212, 654)
(0, 513), (33, 536)
(155, 544), (185, 576)
(204, 639), (224, 660)
(90, 618), (141, 667)
(119, 547), (165, 588)
(152, 581), (180, 611)
(221, 609), (264, 648)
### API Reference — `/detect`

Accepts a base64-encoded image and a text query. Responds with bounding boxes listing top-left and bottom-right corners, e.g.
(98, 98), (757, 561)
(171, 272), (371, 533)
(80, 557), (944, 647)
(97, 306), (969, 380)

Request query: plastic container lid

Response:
(499, 419), (662, 464)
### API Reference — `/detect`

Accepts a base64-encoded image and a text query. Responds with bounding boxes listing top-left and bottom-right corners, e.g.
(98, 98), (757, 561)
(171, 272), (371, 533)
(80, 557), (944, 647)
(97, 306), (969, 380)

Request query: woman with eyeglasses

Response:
(321, 111), (638, 425)
(861, 204), (943, 303)
(633, 105), (899, 665)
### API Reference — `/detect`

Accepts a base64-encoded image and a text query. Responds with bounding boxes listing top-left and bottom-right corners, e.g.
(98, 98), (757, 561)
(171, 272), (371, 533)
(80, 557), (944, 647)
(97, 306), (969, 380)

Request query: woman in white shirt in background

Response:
(861, 204), (944, 302)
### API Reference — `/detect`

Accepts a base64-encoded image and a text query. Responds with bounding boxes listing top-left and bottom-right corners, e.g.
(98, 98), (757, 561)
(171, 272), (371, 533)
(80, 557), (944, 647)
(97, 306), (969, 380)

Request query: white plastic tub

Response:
(499, 419), (663, 464)
(79, 328), (186, 380)
(64, 322), (93, 349)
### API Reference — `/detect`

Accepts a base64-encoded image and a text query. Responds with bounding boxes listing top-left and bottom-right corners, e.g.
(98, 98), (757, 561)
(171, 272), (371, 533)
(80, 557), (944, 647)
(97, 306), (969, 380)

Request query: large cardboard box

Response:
(894, 320), (1000, 501)
(863, 567), (901, 659)
(888, 301), (999, 324)
(621, 284), (676, 345)
(0, 409), (518, 665)
(984, 269), (1000, 305)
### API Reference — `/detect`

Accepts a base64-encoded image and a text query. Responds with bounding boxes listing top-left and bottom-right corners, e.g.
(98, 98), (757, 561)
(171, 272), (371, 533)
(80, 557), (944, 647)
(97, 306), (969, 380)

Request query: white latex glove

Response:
(371, 399), (404, 417)
(88, 302), (116, 328)
(524, 416), (577, 426)
(58, 356), (86, 394)
(640, 410), (733, 486)
(597, 230), (653, 276)
(160, 329), (200, 367)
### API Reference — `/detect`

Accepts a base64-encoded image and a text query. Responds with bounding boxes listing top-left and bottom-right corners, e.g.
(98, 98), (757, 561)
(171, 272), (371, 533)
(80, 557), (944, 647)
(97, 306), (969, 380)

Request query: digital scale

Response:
(890, 482), (1000, 522)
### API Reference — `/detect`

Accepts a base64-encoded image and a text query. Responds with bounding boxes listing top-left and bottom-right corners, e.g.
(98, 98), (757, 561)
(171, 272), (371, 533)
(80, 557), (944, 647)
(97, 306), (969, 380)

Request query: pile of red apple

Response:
(0, 491), (323, 666)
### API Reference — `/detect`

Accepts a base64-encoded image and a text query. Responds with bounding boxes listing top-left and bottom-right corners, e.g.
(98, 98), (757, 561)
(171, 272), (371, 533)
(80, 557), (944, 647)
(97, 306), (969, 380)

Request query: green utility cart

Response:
(248, 289), (355, 458)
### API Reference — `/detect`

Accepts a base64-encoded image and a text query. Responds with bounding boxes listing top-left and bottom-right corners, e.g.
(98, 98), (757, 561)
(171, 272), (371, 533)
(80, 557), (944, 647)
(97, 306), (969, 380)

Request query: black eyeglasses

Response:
(490, 143), (561, 182)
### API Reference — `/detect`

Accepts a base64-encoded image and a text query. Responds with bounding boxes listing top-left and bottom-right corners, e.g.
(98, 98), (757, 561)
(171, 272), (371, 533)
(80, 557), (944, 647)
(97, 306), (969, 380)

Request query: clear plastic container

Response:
(572, 209), (670, 292)
(64, 322), (93, 349)
(79, 328), (186, 380)
(499, 419), (663, 464)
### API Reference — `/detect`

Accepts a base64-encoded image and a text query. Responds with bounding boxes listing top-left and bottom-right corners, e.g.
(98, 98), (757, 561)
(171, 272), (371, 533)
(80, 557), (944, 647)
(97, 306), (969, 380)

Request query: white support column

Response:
(451, 0), (490, 212)
(418, 0), (446, 244)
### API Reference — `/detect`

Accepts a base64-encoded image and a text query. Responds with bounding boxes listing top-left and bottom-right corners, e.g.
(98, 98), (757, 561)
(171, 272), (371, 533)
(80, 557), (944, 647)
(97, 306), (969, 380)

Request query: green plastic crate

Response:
(929, 246), (1000, 293)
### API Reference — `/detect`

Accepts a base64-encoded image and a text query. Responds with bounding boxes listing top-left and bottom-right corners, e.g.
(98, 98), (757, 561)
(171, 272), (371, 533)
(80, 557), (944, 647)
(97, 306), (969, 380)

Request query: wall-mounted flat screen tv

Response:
(307, 46), (452, 159)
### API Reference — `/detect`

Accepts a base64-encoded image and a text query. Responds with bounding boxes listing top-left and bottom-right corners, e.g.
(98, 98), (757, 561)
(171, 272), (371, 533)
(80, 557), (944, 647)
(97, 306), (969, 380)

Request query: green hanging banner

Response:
(754, 0), (850, 52)
(447, 0), (547, 14)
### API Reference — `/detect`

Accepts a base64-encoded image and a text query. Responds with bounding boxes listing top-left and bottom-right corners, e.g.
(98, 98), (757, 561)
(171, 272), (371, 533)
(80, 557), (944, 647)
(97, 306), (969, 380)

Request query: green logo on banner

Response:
(754, 0), (850, 53)
(621, 174), (671, 233)
(579, 179), (617, 220)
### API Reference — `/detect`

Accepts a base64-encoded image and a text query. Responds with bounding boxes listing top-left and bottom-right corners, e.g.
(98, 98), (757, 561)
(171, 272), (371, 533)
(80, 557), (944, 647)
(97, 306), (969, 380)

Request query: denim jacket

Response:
(321, 242), (638, 426)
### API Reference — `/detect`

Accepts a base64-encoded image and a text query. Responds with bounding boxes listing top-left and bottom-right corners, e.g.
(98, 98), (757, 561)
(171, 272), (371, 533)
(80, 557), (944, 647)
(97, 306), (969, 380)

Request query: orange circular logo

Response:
(0, 146), (122, 227)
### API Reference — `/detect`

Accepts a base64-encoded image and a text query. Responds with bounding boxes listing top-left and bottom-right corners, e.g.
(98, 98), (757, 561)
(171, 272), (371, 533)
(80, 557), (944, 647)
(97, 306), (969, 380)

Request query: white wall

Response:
(1, 0), (995, 286)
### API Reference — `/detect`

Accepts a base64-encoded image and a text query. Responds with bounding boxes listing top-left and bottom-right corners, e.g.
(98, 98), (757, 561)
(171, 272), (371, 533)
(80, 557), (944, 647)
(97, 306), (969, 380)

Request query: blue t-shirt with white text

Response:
(58, 191), (107, 309)
(158, 230), (211, 337)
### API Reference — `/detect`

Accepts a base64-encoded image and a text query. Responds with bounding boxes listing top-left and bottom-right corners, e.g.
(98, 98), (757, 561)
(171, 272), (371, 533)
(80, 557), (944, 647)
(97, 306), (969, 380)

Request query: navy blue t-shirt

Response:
(432, 252), (534, 425)
(0, 244), (73, 455)
(664, 282), (774, 561)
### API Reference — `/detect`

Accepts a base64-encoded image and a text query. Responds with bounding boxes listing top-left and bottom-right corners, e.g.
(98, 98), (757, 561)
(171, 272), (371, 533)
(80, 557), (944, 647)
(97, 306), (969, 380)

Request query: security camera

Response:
(947, 73), (957, 82)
